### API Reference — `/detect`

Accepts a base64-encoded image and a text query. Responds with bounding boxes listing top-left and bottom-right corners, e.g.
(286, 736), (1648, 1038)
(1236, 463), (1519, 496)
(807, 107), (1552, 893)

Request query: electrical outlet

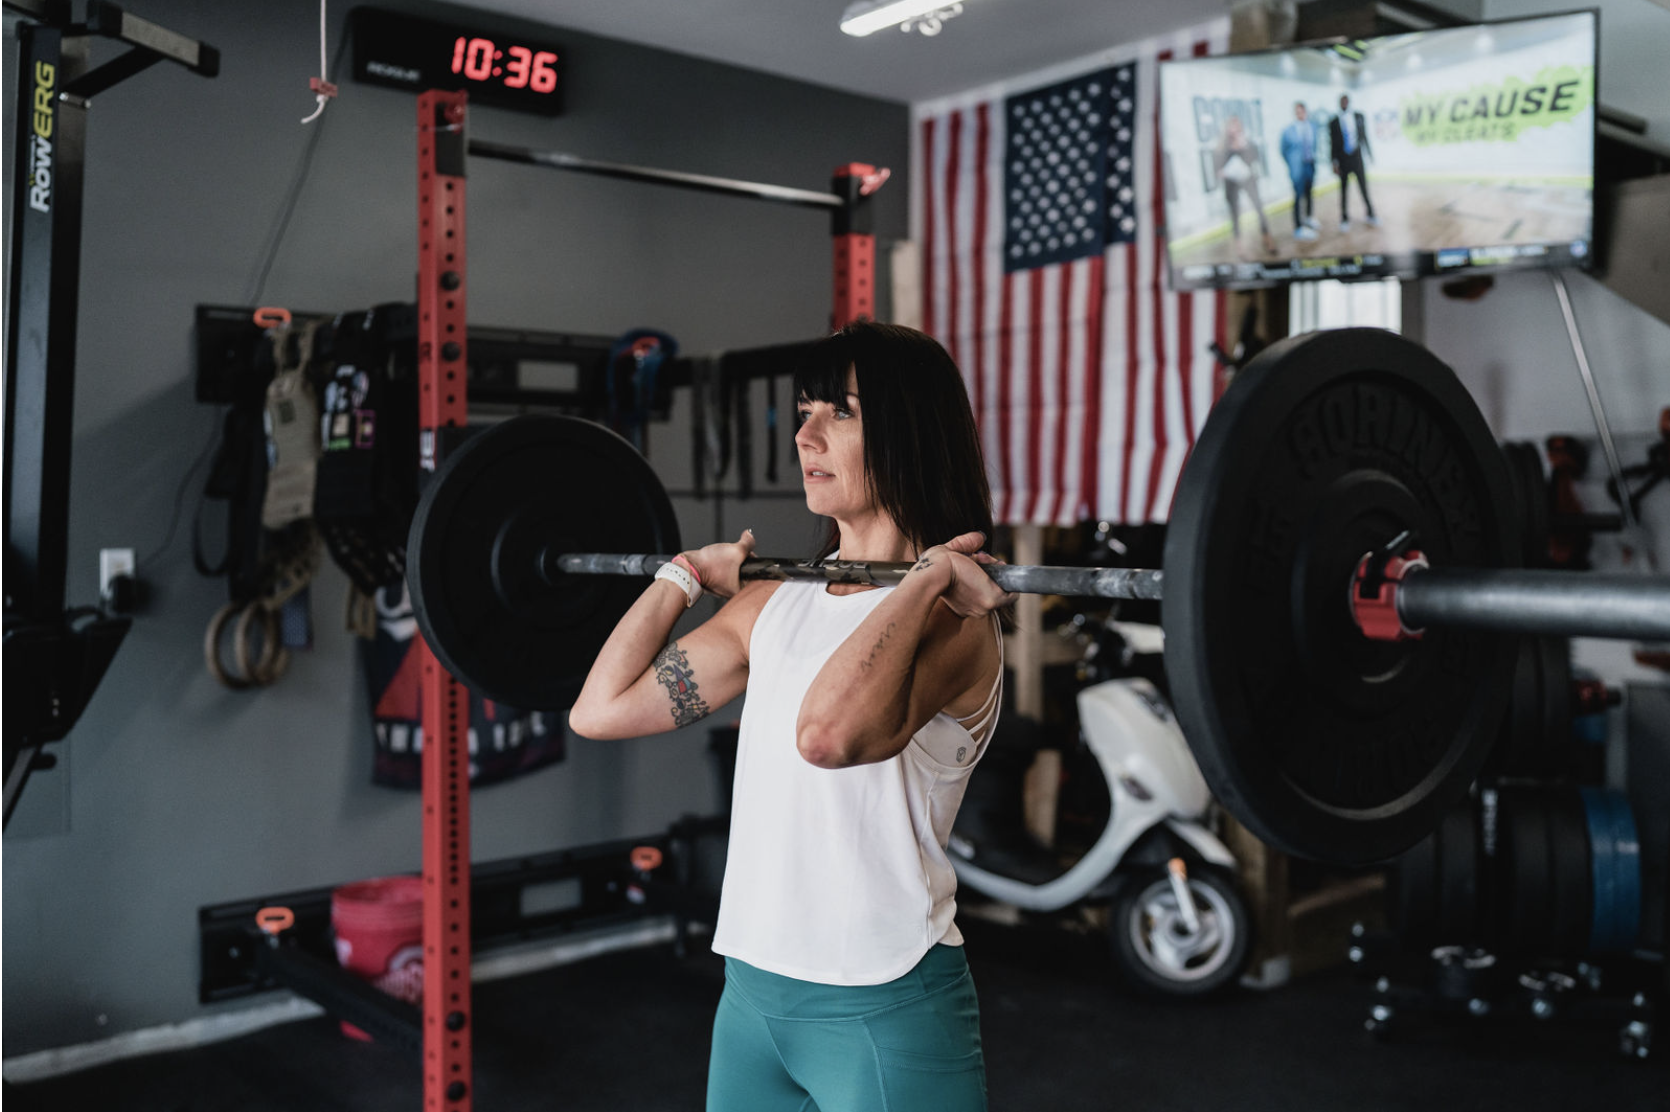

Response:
(100, 547), (136, 601)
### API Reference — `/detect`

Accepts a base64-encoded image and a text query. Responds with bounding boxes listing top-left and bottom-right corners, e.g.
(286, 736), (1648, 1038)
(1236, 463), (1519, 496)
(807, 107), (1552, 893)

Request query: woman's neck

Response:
(830, 512), (915, 565)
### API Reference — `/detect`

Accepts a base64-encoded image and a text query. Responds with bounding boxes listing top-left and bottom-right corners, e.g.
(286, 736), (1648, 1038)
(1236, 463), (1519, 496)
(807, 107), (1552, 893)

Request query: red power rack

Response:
(416, 89), (473, 1111)
(412, 90), (878, 1110)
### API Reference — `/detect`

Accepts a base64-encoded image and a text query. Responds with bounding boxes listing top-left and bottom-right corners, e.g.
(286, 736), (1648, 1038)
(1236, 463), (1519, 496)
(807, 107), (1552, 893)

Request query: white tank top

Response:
(710, 580), (1003, 985)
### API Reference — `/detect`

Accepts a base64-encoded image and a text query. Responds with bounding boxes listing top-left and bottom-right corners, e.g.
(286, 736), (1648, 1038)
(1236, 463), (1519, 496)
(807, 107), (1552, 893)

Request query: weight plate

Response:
(1498, 787), (1554, 956)
(1388, 825), (1440, 948)
(1602, 789), (1642, 953)
(407, 415), (681, 710)
(1581, 786), (1642, 953)
(1536, 636), (1573, 771)
(1608, 791), (1642, 951)
(1163, 329), (1519, 864)
(1580, 786), (1619, 952)
(1493, 636), (1572, 779)
(1435, 800), (1481, 944)
(1491, 636), (1542, 778)
(1502, 441), (1549, 568)
(1547, 786), (1592, 956)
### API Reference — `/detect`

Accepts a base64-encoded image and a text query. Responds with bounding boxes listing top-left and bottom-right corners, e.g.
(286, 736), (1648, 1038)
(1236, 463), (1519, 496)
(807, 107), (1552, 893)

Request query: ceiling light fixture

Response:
(841, 0), (967, 37)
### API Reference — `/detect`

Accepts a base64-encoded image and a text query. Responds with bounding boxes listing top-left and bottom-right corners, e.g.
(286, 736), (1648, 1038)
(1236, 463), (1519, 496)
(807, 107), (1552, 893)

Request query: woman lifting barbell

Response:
(569, 320), (1011, 1112)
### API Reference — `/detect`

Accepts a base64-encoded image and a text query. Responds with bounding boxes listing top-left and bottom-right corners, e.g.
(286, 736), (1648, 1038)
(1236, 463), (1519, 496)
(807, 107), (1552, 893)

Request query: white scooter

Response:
(949, 619), (1252, 996)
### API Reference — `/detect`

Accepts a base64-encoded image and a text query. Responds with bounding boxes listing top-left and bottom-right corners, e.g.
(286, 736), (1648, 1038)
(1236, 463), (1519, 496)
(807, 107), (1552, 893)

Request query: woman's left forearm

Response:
(796, 569), (948, 768)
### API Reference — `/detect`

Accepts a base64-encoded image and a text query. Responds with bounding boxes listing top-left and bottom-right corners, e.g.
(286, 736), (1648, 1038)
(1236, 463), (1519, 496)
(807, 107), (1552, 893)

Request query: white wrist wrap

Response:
(654, 561), (701, 607)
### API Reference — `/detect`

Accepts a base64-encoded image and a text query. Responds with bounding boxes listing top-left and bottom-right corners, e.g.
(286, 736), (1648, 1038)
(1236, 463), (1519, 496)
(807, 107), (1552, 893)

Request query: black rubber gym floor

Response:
(8, 916), (1664, 1111)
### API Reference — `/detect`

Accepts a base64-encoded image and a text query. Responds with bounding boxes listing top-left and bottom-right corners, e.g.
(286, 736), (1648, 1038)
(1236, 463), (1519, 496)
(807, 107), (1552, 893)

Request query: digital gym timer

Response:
(351, 6), (564, 115)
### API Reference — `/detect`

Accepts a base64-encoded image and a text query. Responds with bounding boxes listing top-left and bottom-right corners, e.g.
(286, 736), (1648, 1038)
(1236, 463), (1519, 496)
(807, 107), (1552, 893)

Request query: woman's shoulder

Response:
(711, 579), (784, 657)
(927, 604), (1004, 719)
(730, 578), (783, 607)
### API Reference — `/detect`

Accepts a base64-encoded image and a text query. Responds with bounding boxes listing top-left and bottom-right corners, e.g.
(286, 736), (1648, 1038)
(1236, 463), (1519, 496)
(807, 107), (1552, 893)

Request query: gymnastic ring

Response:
(204, 602), (254, 689)
(235, 602), (290, 686)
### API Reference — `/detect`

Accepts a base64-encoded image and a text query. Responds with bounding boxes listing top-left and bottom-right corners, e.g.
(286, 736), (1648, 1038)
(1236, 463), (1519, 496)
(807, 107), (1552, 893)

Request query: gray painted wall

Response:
(3, 0), (906, 1054)
(1484, 0), (1670, 144)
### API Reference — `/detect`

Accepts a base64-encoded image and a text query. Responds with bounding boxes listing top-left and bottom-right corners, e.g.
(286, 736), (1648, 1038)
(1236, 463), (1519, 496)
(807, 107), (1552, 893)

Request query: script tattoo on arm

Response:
(652, 641), (711, 727)
(911, 554), (934, 572)
(858, 621), (899, 674)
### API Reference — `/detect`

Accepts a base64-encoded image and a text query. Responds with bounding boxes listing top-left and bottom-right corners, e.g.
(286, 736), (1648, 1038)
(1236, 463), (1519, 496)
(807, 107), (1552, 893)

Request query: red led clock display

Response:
(351, 7), (564, 116)
(449, 37), (558, 93)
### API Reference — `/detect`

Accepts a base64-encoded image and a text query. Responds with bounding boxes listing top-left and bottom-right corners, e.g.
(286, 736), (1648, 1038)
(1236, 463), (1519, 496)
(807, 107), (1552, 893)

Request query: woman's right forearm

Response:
(570, 579), (690, 725)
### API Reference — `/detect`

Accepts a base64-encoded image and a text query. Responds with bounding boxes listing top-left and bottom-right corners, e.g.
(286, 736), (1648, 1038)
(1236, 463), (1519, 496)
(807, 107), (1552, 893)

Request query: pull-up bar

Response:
(468, 139), (850, 211)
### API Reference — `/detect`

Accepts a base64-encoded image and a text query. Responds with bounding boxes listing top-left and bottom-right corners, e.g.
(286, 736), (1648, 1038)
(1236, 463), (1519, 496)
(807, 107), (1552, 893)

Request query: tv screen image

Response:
(1158, 11), (1597, 290)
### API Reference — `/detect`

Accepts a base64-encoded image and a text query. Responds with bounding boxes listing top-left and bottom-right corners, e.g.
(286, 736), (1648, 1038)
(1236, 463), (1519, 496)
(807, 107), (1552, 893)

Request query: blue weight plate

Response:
(1602, 788), (1642, 953)
(1580, 786), (1619, 953)
(1581, 786), (1643, 954)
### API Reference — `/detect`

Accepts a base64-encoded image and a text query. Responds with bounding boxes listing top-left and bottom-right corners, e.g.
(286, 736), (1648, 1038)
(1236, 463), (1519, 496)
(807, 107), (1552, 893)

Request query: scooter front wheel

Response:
(1108, 866), (1250, 997)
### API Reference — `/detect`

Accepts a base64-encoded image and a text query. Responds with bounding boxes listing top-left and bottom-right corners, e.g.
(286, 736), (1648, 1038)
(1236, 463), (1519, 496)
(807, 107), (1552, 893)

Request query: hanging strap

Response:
(764, 372), (779, 484)
(730, 353), (753, 500)
(690, 355), (711, 500)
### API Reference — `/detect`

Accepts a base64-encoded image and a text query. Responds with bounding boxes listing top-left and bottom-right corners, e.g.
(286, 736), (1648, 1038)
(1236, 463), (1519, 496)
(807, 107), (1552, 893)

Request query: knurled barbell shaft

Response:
(552, 552), (1670, 640)
(552, 553), (1166, 599)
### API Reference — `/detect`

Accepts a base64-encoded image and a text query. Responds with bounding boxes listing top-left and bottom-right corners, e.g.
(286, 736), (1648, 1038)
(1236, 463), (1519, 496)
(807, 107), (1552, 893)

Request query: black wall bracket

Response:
(198, 822), (726, 1005)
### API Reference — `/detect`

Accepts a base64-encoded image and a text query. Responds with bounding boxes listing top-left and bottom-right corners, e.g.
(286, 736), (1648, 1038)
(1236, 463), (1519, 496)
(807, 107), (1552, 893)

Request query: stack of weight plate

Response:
(1487, 442), (1580, 780)
(1494, 784), (1597, 956)
(1385, 440), (1645, 980)
(1388, 801), (1485, 951)
(1488, 636), (1577, 780)
(1389, 784), (1642, 959)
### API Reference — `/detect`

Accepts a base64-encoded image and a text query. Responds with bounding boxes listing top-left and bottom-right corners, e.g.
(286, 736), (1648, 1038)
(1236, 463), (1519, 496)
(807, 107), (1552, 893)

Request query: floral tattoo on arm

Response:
(652, 641), (710, 727)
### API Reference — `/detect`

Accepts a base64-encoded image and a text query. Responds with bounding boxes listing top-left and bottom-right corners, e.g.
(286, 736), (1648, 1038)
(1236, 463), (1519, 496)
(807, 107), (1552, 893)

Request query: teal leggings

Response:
(707, 944), (987, 1112)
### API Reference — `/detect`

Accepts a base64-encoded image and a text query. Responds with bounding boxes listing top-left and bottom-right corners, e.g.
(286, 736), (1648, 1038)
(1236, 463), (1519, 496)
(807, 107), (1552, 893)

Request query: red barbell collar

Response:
(1352, 549), (1430, 642)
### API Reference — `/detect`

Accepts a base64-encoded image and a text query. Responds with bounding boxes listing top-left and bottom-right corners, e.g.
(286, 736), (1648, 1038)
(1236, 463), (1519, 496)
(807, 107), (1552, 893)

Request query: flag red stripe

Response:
(1080, 254), (1105, 523)
(921, 116), (938, 341)
(1120, 243), (1139, 521)
(1026, 269), (1046, 522)
(997, 270), (1015, 523)
(945, 111), (964, 372)
(1049, 265), (1075, 523)
(972, 105), (990, 438)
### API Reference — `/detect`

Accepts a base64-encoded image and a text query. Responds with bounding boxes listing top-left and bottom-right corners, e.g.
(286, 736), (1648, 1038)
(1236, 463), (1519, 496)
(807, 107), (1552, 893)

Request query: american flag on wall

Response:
(919, 21), (1231, 525)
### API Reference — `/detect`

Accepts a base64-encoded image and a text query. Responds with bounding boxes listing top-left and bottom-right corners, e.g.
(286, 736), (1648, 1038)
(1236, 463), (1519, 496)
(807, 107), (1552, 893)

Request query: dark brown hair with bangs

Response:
(794, 321), (994, 559)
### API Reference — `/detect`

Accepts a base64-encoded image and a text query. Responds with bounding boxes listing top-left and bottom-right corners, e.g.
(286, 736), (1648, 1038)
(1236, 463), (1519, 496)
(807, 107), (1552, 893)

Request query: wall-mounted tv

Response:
(1159, 10), (1597, 290)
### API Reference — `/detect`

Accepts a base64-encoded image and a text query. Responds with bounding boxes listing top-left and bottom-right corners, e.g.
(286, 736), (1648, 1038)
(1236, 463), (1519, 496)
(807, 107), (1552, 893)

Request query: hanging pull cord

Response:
(301, 0), (337, 124)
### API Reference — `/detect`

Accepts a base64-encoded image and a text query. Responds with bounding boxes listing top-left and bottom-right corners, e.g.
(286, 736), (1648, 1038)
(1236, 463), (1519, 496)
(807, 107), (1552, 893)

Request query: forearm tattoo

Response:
(652, 641), (710, 727)
(911, 554), (934, 571)
(859, 621), (899, 674)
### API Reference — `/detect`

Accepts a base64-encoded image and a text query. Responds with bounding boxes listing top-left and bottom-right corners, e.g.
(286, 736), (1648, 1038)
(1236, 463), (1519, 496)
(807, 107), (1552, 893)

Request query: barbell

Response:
(406, 328), (1670, 864)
